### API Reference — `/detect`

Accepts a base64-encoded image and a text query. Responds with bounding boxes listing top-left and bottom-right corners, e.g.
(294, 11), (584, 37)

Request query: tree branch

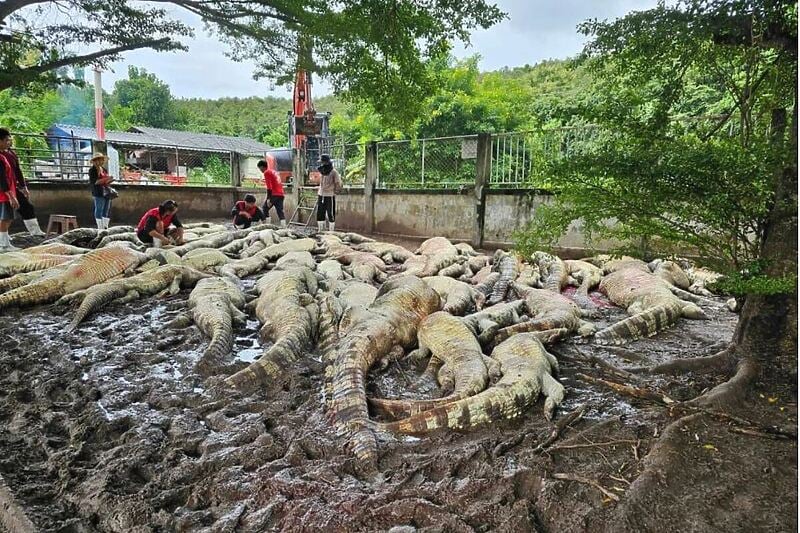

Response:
(0, 37), (175, 90)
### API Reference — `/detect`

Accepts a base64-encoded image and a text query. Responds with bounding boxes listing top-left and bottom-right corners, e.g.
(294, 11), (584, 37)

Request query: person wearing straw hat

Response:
(88, 152), (114, 229)
(0, 128), (46, 236)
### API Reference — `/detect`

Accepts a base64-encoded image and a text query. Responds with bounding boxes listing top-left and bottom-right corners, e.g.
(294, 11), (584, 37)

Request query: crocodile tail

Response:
(224, 327), (308, 392)
(0, 277), (64, 310)
(594, 303), (683, 345)
(196, 326), (234, 376)
(68, 286), (125, 331)
(380, 382), (516, 434)
(572, 285), (596, 309)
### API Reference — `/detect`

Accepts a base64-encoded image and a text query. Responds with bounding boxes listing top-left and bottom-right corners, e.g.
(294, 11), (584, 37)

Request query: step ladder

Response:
(288, 186), (318, 229)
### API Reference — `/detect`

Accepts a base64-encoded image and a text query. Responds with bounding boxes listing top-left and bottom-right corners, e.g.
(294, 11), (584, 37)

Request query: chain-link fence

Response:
(376, 136), (478, 189)
(302, 136), (366, 186)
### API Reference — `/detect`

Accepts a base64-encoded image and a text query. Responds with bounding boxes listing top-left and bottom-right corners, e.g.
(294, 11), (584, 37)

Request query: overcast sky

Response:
(101, 0), (660, 99)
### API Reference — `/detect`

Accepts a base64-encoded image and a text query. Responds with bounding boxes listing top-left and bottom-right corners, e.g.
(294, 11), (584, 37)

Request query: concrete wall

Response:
(373, 190), (474, 241)
(21, 182), (608, 252)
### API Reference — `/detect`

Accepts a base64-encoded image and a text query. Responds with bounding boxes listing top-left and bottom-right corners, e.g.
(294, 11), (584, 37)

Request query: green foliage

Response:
(113, 67), (181, 128)
(0, 0), (504, 126)
(188, 155), (231, 185)
(513, 0), (797, 287)
(712, 260), (798, 296)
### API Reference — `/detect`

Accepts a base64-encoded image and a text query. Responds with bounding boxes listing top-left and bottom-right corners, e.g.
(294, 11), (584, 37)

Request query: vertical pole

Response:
(473, 132), (491, 248)
(421, 139), (425, 186)
(364, 141), (378, 234)
(93, 69), (105, 141)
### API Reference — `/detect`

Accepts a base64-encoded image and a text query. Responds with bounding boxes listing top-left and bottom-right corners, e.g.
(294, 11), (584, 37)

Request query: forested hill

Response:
(173, 95), (348, 147)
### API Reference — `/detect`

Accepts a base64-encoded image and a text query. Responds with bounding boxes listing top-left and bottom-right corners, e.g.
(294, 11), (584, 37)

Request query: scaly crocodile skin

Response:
(369, 311), (497, 419)
(381, 333), (564, 434)
(0, 252), (76, 277)
(487, 250), (521, 305)
(564, 259), (603, 308)
(492, 283), (595, 345)
(187, 277), (247, 375)
(329, 276), (440, 471)
(0, 246), (146, 310)
(422, 276), (484, 315)
(224, 265), (319, 392)
(595, 261), (706, 345)
(67, 264), (208, 330)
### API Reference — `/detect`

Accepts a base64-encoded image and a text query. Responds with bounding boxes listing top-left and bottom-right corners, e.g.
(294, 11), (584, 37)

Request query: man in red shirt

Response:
(257, 160), (286, 227)
(230, 193), (266, 228)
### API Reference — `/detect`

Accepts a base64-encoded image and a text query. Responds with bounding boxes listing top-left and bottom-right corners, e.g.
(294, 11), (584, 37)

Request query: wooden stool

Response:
(45, 215), (79, 236)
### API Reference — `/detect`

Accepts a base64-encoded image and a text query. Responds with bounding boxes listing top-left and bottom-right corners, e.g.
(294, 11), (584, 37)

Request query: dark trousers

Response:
(233, 214), (253, 228)
(316, 196), (335, 222)
(264, 196), (285, 221)
(16, 192), (35, 219)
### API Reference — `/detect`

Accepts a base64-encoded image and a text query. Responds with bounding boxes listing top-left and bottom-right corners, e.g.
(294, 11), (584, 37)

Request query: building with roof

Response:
(44, 124), (281, 186)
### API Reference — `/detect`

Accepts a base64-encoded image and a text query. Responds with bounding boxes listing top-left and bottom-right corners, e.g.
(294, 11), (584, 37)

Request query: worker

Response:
(0, 128), (45, 236)
(316, 154), (342, 232)
(88, 153), (114, 229)
(136, 199), (185, 247)
(0, 149), (18, 252)
(231, 193), (266, 229)
(257, 160), (286, 227)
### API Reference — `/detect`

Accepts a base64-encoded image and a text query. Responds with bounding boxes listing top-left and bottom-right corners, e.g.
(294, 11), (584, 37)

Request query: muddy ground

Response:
(0, 234), (796, 532)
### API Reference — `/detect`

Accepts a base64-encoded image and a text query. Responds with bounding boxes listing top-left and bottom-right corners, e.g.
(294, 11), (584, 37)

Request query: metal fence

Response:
(490, 126), (599, 188)
(376, 135), (478, 189)
(11, 132), (254, 187)
(12, 126), (603, 190)
(13, 132), (91, 181)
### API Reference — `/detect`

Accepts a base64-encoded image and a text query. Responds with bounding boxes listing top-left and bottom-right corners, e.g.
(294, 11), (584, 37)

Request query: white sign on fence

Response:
(461, 138), (477, 159)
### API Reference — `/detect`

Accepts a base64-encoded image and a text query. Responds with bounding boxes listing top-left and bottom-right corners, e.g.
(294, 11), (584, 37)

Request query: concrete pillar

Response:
(473, 132), (491, 248)
(364, 141), (378, 234)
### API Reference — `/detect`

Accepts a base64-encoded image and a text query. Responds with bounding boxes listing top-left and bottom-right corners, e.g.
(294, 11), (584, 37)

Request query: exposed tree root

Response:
(492, 405), (586, 457)
(631, 345), (734, 375)
(551, 472), (620, 502)
(689, 356), (759, 409)
(608, 413), (705, 529)
(575, 373), (674, 404)
(547, 439), (640, 452)
(728, 426), (795, 440)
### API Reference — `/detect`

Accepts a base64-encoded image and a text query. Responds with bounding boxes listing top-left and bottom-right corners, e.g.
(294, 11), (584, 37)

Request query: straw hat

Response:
(90, 152), (108, 162)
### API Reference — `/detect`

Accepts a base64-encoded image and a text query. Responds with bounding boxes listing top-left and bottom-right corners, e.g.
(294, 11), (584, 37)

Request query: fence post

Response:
(231, 152), (242, 187)
(291, 147), (305, 217)
(364, 141), (378, 234)
(473, 132), (491, 248)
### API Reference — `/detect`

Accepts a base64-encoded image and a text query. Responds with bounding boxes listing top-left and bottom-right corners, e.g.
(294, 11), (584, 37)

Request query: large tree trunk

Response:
(699, 102), (798, 407)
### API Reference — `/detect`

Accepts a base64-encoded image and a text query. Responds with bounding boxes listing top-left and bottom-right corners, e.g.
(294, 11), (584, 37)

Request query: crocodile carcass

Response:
(0, 245), (146, 310)
(381, 332), (564, 434)
(329, 276), (440, 471)
(224, 265), (319, 392)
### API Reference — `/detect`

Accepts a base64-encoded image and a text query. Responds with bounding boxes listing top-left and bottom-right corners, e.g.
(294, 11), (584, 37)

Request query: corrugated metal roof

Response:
(51, 124), (272, 154)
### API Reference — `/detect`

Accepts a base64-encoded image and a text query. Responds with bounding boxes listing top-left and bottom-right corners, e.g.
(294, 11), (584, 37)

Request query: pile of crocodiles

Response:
(0, 222), (728, 473)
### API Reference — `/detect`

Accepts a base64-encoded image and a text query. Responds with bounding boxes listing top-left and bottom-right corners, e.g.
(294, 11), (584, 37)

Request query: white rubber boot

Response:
(328, 222), (335, 232)
(152, 239), (162, 249)
(23, 218), (46, 236)
(280, 219), (287, 228)
(102, 217), (111, 229)
(96, 218), (104, 229)
(317, 221), (325, 232)
(0, 232), (19, 252)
